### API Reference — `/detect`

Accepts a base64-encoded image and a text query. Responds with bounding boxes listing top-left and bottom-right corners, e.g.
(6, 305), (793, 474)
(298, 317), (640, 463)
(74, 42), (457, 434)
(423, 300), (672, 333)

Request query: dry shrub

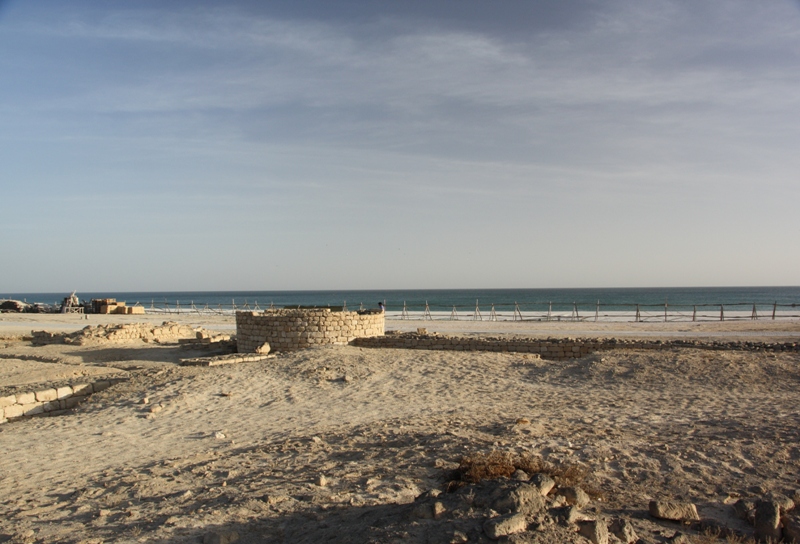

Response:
(446, 450), (599, 497)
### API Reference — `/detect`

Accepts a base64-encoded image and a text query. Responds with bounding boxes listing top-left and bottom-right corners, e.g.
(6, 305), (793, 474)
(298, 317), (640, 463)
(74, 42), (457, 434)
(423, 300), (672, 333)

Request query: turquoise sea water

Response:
(4, 287), (800, 313)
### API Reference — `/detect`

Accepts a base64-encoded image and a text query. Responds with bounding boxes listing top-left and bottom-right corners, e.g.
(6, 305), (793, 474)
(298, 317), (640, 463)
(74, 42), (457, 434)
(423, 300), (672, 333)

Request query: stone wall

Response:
(32, 322), (199, 345)
(1, 378), (124, 424)
(352, 332), (800, 359)
(236, 309), (384, 352)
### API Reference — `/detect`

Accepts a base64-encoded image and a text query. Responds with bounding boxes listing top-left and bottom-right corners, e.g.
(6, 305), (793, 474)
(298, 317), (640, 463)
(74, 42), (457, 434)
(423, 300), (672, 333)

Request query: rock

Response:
(493, 484), (546, 516)
(411, 503), (435, 520)
(733, 498), (757, 522)
(668, 533), (691, 544)
(577, 519), (609, 544)
(557, 486), (590, 508)
(203, 531), (239, 544)
(557, 505), (583, 526)
(433, 501), (446, 520)
(450, 530), (468, 543)
(255, 342), (271, 354)
(214, 431), (226, 439)
(512, 469), (530, 481)
(316, 474), (328, 487)
(609, 518), (638, 544)
(764, 492), (795, 514)
(484, 513), (528, 540)
(530, 473), (556, 496)
(648, 500), (700, 521)
(783, 513), (800, 543)
(754, 500), (781, 542)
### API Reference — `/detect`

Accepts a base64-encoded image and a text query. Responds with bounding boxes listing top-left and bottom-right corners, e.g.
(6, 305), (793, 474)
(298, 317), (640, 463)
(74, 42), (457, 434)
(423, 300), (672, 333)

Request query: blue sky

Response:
(1, 0), (799, 292)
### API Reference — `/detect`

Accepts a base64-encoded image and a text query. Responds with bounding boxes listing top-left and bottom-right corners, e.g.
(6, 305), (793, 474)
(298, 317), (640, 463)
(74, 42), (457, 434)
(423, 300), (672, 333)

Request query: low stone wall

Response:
(352, 332), (800, 359)
(32, 322), (199, 345)
(236, 309), (384, 352)
(1, 378), (124, 423)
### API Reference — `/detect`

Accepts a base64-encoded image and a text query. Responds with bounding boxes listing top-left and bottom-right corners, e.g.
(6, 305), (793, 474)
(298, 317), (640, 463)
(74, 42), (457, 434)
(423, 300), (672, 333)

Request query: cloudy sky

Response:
(1, 0), (798, 292)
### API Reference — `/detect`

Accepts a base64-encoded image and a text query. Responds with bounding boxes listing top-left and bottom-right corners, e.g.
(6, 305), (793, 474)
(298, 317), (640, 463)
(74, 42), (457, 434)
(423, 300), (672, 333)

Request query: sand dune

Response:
(1, 314), (799, 543)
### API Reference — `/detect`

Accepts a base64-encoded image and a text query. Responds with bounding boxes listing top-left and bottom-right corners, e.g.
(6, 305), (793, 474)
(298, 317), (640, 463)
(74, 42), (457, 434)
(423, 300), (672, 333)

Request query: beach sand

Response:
(1, 314), (799, 543)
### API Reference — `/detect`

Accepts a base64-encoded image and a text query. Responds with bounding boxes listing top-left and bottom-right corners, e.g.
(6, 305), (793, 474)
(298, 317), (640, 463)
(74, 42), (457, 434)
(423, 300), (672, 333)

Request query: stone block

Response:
(0, 395), (15, 408)
(16, 392), (35, 405)
(65, 397), (84, 409)
(36, 389), (58, 402)
(484, 513), (528, 539)
(56, 386), (73, 399)
(23, 402), (44, 416)
(92, 381), (111, 393)
(649, 501), (700, 521)
(4, 404), (24, 419)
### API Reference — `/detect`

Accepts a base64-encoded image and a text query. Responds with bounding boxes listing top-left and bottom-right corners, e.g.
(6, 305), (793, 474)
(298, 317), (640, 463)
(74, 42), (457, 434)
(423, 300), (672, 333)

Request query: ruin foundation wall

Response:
(236, 309), (384, 352)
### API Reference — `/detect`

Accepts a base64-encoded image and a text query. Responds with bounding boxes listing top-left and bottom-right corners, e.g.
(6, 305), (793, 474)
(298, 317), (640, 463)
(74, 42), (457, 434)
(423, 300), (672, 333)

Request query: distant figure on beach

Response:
(378, 302), (385, 312)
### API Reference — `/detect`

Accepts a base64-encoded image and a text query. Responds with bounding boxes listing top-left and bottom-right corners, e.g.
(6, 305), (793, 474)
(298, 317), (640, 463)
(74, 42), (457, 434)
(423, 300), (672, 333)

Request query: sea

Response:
(3, 287), (800, 320)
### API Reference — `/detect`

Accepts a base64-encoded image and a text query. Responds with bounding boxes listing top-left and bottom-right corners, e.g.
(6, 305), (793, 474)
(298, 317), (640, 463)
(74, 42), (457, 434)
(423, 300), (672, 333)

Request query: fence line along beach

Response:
(3, 286), (800, 322)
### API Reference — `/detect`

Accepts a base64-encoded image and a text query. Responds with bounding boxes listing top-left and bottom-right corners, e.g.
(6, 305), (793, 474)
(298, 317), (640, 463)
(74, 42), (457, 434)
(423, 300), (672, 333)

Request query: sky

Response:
(1, 0), (799, 292)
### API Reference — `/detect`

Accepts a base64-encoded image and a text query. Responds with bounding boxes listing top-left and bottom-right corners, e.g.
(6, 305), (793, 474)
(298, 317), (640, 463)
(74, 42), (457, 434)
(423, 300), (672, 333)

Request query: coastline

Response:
(2, 311), (800, 342)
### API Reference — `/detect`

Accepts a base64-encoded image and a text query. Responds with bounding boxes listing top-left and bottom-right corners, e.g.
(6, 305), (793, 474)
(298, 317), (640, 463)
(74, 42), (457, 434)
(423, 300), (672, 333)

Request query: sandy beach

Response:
(1, 314), (799, 543)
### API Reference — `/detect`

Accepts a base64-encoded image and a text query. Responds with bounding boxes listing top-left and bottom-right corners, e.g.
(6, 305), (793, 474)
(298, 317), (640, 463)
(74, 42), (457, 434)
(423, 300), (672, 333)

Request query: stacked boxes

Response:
(236, 309), (385, 352)
(91, 299), (145, 314)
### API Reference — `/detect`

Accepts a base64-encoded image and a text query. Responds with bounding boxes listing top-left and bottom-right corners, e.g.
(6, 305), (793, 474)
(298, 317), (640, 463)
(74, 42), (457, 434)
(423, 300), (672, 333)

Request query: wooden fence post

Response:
(720, 305), (724, 321)
(692, 305), (696, 322)
(473, 300), (482, 321)
(773, 302), (777, 320)
(423, 301), (432, 321)
(547, 302), (552, 322)
(635, 304), (640, 322)
(595, 300), (599, 322)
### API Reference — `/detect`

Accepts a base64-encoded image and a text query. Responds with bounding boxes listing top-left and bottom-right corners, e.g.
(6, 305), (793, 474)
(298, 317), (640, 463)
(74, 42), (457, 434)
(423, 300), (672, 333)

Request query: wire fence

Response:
(139, 299), (800, 322)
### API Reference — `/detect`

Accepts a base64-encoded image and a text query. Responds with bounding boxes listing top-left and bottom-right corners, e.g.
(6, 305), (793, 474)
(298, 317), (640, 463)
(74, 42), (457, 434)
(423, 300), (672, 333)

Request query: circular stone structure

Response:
(235, 309), (385, 352)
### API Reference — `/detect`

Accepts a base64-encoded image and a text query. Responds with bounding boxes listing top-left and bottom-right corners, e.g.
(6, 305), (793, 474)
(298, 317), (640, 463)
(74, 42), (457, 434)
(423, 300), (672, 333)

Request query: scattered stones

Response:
(557, 486), (590, 508)
(484, 513), (528, 539)
(493, 483), (546, 516)
(512, 469), (529, 481)
(203, 531), (239, 544)
(649, 500), (700, 521)
(609, 518), (638, 544)
(783, 513), (800, 543)
(754, 500), (782, 542)
(733, 498), (757, 522)
(530, 473), (556, 496)
(316, 474), (328, 487)
(577, 519), (609, 544)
